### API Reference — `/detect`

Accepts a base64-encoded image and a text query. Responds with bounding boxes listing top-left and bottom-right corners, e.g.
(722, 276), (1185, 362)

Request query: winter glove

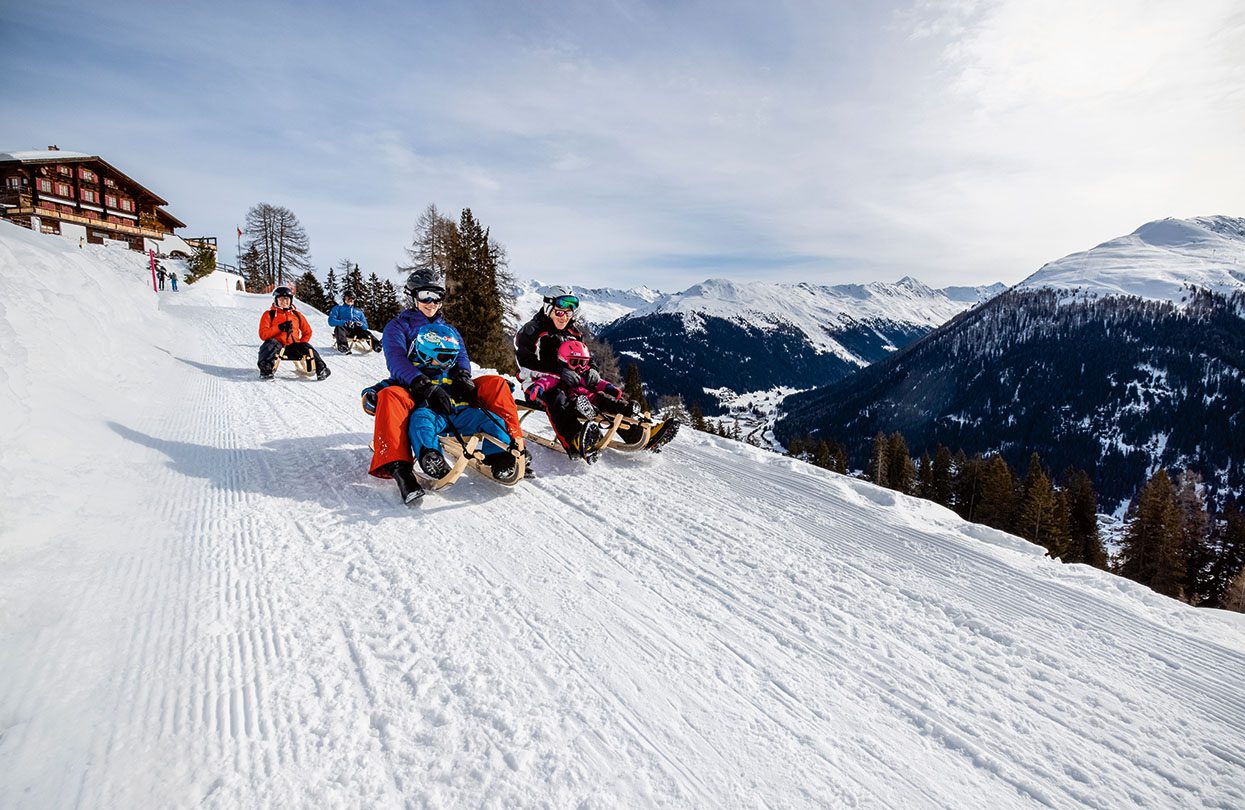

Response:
(408, 375), (435, 402)
(425, 384), (455, 416)
(583, 368), (601, 389)
(449, 368), (478, 406)
(279, 321), (294, 334)
(559, 368), (582, 389)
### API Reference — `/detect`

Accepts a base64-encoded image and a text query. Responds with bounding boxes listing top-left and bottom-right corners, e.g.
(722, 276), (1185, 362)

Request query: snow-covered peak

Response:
(625, 276), (979, 357)
(510, 278), (664, 326)
(1017, 215), (1245, 304)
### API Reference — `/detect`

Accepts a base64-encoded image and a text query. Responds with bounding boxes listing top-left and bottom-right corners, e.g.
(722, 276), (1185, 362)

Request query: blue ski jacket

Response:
(328, 304), (369, 330)
(381, 308), (470, 386)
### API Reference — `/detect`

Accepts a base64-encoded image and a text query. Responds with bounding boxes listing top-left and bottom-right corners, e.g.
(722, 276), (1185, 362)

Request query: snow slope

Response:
(1016, 216), (1245, 303)
(2, 222), (1244, 808)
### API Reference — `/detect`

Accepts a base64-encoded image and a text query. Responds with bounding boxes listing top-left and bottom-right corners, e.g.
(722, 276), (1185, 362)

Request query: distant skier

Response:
(327, 290), (381, 353)
(257, 285), (330, 381)
(515, 286), (677, 459)
(367, 270), (522, 504)
(169, 272), (178, 292)
(156, 265), (167, 291)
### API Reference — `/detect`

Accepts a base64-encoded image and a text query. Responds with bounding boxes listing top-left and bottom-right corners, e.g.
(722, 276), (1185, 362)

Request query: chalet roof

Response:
(0, 148), (171, 207)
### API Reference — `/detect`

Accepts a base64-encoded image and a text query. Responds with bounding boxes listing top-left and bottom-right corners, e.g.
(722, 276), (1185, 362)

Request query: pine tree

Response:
(293, 270), (329, 312)
(952, 451), (982, 520)
(1118, 469), (1185, 598)
(1174, 470), (1212, 604)
(343, 263), (366, 303)
(917, 452), (934, 499)
(887, 433), (915, 494)
(831, 443), (849, 475)
(976, 455), (1017, 531)
(811, 440), (834, 470)
(868, 432), (889, 488)
(375, 280), (401, 332)
(932, 445), (954, 507)
(690, 402), (707, 432)
(241, 244), (264, 293)
(1204, 507), (1245, 608)
(1015, 454), (1060, 554)
(443, 209), (514, 373)
(623, 364), (648, 412)
(1062, 468), (1107, 568)
(324, 267), (340, 303)
(1221, 564), (1245, 612)
(184, 242), (216, 284)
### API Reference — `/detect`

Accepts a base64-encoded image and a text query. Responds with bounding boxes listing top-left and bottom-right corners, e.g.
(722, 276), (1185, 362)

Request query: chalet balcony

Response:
(0, 189), (33, 209)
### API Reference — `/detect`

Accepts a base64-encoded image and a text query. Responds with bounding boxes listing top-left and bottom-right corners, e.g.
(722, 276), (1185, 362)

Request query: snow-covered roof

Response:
(0, 149), (94, 162)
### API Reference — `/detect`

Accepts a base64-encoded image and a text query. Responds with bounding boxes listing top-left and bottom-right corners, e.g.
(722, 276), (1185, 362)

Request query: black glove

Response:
(559, 368), (582, 389)
(408, 375), (435, 402)
(449, 368), (477, 406)
(279, 321), (293, 334)
(426, 385), (455, 415)
(583, 368), (601, 388)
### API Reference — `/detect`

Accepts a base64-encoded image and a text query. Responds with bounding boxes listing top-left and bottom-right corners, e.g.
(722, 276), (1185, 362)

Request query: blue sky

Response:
(2, 0), (1242, 290)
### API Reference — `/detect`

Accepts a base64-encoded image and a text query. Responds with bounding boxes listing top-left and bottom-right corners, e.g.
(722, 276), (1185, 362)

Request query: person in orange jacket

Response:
(258, 286), (330, 380)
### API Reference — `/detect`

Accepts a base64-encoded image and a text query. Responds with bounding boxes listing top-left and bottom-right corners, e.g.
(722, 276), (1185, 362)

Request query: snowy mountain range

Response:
(778, 215), (1245, 511)
(596, 277), (1003, 412)
(2, 221), (1243, 807)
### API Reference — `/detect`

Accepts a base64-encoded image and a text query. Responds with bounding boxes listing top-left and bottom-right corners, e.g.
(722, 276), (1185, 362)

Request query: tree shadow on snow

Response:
(107, 421), (505, 524)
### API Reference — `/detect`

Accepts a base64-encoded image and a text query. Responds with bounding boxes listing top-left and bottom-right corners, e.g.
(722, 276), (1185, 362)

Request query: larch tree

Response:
(242, 203), (312, 288)
(1062, 468), (1107, 568)
(1118, 469), (1185, 598)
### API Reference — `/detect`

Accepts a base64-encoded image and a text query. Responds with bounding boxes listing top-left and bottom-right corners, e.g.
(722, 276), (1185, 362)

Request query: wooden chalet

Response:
(0, 146), (204, 255)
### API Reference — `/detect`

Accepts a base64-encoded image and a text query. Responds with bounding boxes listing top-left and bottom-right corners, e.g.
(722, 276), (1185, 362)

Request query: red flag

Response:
(236, 226), (243, 239)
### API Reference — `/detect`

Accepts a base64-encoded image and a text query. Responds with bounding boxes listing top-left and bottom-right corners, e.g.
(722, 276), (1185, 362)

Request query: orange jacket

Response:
(259, 306), (312, 346)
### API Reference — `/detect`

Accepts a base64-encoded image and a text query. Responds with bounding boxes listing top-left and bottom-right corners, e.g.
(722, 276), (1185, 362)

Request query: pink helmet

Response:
(557, 339), (591, 372)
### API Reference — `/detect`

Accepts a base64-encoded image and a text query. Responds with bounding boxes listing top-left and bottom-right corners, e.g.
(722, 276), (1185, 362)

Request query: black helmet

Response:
(273, 285), (295, 308)
(404, 269), (446, 307)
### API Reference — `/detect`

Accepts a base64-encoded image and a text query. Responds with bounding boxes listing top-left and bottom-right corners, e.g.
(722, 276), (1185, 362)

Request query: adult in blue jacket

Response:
(368, 270), (515, 503)
(327, 291), (381, 352)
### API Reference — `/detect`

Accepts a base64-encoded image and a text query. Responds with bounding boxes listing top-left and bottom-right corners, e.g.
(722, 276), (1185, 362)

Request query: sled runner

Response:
(515, 399), (677, 454)
(437, 432), (526, 488)
(272, 347), (317, 376)
(346, 336), (375, 353)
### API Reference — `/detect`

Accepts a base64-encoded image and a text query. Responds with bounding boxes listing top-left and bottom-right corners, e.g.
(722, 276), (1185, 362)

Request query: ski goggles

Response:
(548, 294), (579, 311)
(565, 355), (590, 371)
(415, 289), (445, 303)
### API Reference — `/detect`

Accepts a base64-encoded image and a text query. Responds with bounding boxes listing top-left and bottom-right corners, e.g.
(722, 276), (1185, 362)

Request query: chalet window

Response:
(104, 177), (118, 189)
(5, 176), (21, 190)
(54, 182), (72, 197)
(81, 188), (99, 204)
(79, 168), (98, 183)
(57, 165), (72, 177)
(104, 193), (118, 208)
(119, 198), (134, 212)
(37, 178), (53, 193)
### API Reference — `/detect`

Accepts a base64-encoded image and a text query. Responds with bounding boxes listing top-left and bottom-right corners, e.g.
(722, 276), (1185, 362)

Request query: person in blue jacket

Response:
(367, 270), (518, 503)
(328, 290), (381, 353)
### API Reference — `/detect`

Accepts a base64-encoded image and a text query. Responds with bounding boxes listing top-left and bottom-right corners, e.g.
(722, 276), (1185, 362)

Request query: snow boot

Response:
(316, 365), (332, 381)
(418, 448), (452, 479)
(259, 367), (275, 380)
(486, 453), (520, 483)
(521, 447), (536, 478)
(644, 419), (680, 452)
(571, 394), (597, 420)
(387, 460), (424, 504)
(569, 421), (602, 464)
(336, 343), (351, 354)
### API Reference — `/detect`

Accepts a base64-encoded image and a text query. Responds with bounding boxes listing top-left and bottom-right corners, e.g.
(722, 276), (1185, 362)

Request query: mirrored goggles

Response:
(415, 289), (444, 303)
(549, 295), (579, 311)
(566, 356), (590, 371)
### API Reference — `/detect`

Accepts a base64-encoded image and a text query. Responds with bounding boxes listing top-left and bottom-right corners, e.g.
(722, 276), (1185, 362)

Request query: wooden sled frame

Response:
(434, 432), (526, 489)
(272, 347), (317, 376)
(515, 399), (655, 453)
(347, 336), (375, 353)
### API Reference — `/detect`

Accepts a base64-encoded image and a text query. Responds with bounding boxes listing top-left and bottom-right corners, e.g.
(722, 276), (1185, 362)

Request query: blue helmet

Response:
(412, 323), (461, 369)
